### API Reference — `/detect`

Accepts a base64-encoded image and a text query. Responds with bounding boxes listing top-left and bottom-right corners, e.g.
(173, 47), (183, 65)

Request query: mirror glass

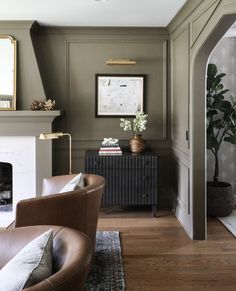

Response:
(0, 36), (16, 110)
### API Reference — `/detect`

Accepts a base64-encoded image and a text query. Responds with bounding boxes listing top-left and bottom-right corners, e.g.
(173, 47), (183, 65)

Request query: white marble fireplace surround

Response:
(0, 110), (60, 227)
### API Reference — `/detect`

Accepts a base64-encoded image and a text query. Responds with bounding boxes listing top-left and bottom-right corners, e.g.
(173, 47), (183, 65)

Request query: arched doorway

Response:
(192, 15), (236, 239)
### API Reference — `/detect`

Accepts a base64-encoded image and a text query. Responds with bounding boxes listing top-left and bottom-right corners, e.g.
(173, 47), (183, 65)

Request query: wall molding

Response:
(174, 161), (192, 238)
(162, 40), (168, 140)
(65, 37), (169, 141)
(172, 145), (190, 168)
(171, 24), (190, 150)
(190, 0), (221, 47)
(171, 23), (189, 41)
(175, 202), (193, 238)
(37, 26), (169, 36)
(64, 37), (169, 44)
(0, 20), (36, 30)
(168, 0), (205, 34)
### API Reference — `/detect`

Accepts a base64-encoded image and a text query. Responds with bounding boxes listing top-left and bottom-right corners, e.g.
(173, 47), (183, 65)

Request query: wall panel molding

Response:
(168, 0), (204, 34)
(171, 25), (190, 152)
(190, 0), (221, 47)
(172, 145), (190, 168)
(65, 36), (169, 141)
(171, 23), (189, 41)
(173, 159), (192, 238)
(162, 40), (168, 140)
(38, 26), (169, 37)
(32, 26), (172, 189)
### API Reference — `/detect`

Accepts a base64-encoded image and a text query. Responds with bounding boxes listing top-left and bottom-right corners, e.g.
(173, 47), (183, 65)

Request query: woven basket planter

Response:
(207, 182), (234, 217)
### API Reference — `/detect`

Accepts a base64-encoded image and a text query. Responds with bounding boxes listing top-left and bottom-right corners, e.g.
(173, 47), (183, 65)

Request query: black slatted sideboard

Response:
(85, 150), (158, 216)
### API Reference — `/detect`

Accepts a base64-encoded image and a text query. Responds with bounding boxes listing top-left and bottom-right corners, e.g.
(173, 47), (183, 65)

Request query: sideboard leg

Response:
(152, 205), (157, 217)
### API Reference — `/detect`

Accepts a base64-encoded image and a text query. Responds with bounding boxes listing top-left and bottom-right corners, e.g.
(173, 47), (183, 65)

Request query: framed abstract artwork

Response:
(95, 74), (145, 117)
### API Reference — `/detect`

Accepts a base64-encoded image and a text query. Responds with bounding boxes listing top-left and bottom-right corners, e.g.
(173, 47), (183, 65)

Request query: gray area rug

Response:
(85, 231), (126, 291)
(218, 209), (236, 237)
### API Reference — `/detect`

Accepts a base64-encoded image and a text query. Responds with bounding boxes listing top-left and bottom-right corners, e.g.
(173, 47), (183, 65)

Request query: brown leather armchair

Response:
(0, 225), (93, 291)
(13, 174), (105, 249)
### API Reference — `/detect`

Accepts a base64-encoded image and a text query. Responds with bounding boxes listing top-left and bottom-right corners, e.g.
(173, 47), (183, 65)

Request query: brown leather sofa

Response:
(13, 174), (105, 249)
(0, 225), (93, 290)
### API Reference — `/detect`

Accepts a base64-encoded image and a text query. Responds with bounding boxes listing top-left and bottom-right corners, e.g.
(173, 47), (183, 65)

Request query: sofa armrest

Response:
(0, 226), (93, 291)
(15, 189), (87, 231)
(0, 225), (63, 269)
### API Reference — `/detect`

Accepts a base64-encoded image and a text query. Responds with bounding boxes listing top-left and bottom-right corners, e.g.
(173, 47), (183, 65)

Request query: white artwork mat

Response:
(96, 75), (144, 116)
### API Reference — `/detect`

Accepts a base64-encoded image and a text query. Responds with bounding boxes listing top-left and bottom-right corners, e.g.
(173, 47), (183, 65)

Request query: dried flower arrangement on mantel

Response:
(30, 99), (56, 111)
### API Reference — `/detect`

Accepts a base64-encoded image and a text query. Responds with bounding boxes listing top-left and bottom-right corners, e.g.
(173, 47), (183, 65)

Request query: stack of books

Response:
(99, 138), (122, 156)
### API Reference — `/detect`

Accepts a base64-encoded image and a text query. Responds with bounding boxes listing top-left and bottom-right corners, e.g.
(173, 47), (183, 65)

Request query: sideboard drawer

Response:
(85, 150), (158, 215)
(86, 155), (158, 170)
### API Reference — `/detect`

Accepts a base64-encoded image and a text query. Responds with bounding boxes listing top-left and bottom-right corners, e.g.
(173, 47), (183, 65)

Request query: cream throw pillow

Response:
(0, 229), (53, 291)
(59, 172), (84, 193)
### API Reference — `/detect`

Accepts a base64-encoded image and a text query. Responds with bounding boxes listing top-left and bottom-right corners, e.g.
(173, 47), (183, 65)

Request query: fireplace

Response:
(0, 162), (12, 211)
(0, 110), (60, 226)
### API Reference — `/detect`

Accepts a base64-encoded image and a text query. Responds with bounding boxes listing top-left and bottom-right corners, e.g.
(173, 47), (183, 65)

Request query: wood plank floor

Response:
(98, 208), (236, 291)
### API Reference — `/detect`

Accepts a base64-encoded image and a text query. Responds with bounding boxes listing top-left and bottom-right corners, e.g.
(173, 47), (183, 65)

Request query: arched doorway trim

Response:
(191, 10), (236, 239)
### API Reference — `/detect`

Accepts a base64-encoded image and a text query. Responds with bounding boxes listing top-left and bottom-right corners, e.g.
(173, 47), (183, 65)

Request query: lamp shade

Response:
(39, 132), (64, 140)
(39, 132), (72, 174)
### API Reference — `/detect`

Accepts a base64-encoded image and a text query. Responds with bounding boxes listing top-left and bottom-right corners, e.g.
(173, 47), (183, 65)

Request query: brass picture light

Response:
(106, 59), (136, 65)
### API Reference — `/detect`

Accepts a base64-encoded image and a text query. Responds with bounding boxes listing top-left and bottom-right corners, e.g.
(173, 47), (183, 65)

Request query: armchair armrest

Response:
(15, 189), (87, 231)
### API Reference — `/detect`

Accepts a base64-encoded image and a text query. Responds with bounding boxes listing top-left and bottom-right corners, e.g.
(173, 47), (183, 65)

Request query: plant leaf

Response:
(207, 110), (218, 117)
(212, 119), (223, 128)
(216, 73), (226, 79)
(224, 136), (236, 144)
(212, 76), (222, 90)
(207, 63), (217, 79)
(219, 100), (232, 112)
(217, 89), (229, 96)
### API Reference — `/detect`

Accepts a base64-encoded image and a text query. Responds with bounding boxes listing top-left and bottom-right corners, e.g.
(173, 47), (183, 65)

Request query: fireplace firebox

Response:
(0, 162), (12, 211)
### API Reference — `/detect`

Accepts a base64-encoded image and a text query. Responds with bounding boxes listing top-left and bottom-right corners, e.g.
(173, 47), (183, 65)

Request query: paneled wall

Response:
(169, 0), (236, 238)
(0, 21), (46, 109)
(170, 21), (192, 236)
(31, 26), (172, 207)
(168, 0), (223, 238)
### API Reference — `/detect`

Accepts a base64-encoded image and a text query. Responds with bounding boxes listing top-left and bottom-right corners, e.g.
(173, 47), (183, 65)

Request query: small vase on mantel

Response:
(130, 134), (145, 154)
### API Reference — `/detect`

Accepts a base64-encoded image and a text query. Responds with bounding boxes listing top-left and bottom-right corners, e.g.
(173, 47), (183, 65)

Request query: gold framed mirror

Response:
(0, 36), (16, 110)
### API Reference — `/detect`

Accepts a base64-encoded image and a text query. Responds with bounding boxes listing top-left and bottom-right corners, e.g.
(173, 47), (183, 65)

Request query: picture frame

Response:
(0, 36), (17, 111)
(95, 74), (145, 117)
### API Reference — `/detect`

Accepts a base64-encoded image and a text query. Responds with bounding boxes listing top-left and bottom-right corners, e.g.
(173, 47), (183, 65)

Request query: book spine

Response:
(99, 150), (122, 154)
(99, 148), (121, 151)
(100, 143), (120, 148)
(99, 153), (122, 156)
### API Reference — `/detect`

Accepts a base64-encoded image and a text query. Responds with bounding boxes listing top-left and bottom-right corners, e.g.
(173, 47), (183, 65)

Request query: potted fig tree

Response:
(207, 63), (236, 217)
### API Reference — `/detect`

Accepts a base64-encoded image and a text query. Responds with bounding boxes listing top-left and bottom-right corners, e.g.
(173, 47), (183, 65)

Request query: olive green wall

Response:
(3, 1), (236, 234)
(0, 22), (173, 207)
(30, 26), (172, 207)
(0, 21), (46, 109)
(168, 0), (236, 239)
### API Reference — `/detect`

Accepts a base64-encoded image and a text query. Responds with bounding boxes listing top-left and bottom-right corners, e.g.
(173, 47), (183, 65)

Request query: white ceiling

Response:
(0, 0), (187, 27)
